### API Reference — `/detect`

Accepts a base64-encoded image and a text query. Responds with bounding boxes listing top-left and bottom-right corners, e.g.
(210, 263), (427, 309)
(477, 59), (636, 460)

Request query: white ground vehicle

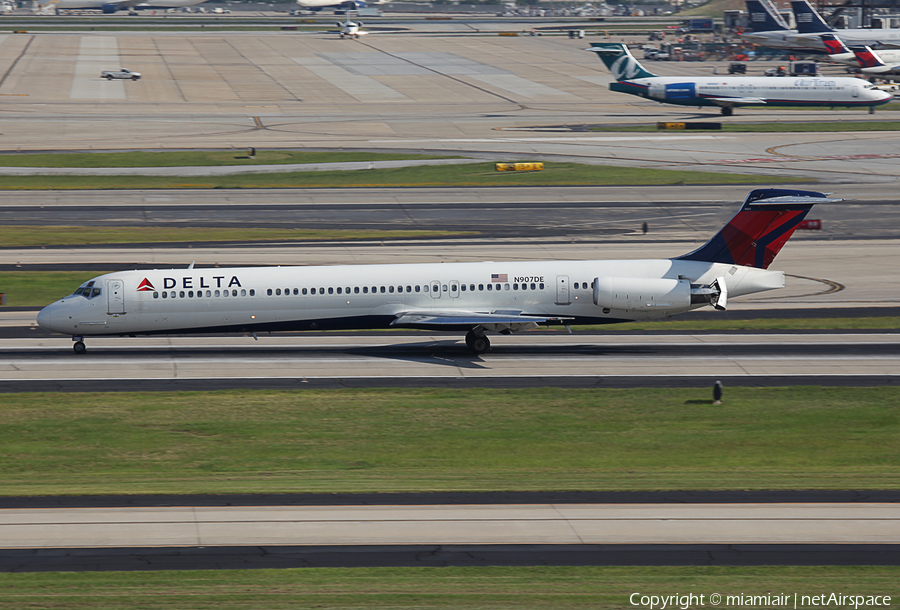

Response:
(101, 68), (141, 81)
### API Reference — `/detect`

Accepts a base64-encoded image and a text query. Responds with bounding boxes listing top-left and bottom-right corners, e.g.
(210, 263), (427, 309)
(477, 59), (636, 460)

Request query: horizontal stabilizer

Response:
(747, 194), (841, 206)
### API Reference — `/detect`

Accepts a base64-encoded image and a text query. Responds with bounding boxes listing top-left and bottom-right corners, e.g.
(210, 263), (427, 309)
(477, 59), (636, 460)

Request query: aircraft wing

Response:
(707, 96), (767, 107)
(391, 310), (572, 332)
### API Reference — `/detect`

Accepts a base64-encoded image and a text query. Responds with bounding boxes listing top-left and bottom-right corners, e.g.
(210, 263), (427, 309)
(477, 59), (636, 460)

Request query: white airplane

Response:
(790, 0), (900, 50)
(38, 189), (835, 355)
(588, 42), (892, 116)
(34, 0), (207, 13)
(295, 0), (367, 12)
(337, 17), (365, 38)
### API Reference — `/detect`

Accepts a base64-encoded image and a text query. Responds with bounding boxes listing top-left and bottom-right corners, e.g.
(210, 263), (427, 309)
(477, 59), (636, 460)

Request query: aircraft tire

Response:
(73, 341), (86, 355)
(721, 107), (733, 116)
(470, 335), (490, 355)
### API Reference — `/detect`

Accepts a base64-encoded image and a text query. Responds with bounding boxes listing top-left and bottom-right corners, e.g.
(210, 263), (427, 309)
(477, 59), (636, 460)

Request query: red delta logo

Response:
(136, 278), (155, 292)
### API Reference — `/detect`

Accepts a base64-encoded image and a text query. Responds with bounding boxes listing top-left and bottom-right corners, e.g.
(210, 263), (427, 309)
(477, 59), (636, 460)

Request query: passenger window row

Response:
(152, 289), (254, 299)
(265, 282), (546, 296)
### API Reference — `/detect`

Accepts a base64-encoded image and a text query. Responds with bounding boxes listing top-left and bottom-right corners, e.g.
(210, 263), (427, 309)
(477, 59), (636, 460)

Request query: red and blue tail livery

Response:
(850, 46), (886, 69)
(820, 33), (851, 55)
(678, 189), (838, 269)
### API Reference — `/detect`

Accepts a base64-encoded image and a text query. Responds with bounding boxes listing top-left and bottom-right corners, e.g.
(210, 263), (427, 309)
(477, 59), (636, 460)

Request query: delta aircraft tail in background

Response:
(587, 42), (891, 115)
(820, 33), (900, 75)
(38, 189), (837, 355)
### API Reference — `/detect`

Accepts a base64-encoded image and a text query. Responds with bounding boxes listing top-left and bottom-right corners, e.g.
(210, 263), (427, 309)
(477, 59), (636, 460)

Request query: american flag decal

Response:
(491, 273), (508, 282)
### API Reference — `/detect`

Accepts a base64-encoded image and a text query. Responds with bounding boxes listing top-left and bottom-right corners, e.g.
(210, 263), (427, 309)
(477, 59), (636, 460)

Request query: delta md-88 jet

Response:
(37, 189), (834, 355)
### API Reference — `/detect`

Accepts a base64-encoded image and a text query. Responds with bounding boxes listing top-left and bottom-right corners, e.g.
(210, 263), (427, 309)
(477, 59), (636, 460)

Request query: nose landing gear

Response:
(73, 336), (86, 354)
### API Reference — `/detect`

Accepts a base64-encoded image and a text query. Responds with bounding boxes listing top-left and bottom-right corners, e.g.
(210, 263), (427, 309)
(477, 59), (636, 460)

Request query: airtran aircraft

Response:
(39, 190), (834, 355)
(588, 42), (892, 115)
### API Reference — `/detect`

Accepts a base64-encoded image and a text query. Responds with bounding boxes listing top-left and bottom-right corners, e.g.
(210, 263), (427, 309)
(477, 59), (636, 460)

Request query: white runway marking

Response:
(292, 56), (410, 101)
(70, 36), (125, 101)
(469, 74), (575, 99)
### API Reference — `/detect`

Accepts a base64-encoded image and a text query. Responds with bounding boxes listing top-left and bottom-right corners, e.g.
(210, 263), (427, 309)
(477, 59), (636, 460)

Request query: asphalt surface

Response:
(3, 187), (900, 241)
(6, 544), (899, 571)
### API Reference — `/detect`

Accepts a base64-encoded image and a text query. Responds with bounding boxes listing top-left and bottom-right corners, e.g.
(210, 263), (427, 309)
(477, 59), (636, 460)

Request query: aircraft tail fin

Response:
(850, 45), (886, 68)
(820, 33), (851, 55)
(791, 0), (834, 34)
(745, 0), (791, 32)
(586, 43), (657, 80)
(677, 189), (839, 270)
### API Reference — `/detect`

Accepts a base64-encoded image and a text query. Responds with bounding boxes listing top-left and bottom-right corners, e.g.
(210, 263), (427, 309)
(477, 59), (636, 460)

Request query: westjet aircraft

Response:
(588, 42), (891, 115)
(38, 189), (835, 355)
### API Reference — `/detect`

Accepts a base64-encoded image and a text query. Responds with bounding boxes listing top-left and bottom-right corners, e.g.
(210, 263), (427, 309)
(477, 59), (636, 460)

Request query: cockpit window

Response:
(72, 281), (101, 299)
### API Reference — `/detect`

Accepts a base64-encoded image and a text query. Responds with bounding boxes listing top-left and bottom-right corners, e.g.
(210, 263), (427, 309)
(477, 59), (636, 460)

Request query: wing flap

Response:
(707, 96), (767, 106)
(392, 311), (572, 331)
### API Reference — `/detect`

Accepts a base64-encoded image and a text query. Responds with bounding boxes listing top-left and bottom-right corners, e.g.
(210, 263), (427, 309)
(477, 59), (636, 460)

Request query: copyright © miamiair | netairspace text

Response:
(630, 593), (892, 610)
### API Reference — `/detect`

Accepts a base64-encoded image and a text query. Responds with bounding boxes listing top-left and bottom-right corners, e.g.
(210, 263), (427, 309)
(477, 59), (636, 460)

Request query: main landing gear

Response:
(73, 336), (86, 354)
(720, 106), (733, 116)
(465, 329), (491, 355)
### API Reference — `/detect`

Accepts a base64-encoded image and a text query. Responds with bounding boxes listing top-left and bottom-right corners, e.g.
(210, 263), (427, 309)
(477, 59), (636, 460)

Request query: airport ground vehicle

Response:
(101, 68), (141, 80)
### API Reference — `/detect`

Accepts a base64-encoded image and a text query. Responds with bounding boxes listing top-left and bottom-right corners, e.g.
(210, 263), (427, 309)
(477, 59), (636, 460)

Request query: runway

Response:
(1, 500), (898, 571)
(3, 184), (900, 242)
(4, 502), (900, 548)
(1, 333), (897, 391)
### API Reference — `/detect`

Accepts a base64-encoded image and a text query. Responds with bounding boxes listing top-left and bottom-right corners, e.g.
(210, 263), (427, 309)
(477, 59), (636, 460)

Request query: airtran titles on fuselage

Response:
(138, 276), (243, 291)
(793, 78), (837, 87)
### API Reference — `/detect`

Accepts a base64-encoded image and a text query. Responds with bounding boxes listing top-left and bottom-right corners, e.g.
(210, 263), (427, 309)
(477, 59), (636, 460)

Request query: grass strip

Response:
(0, 387), (897, 495)
(0, 163), (798, 190)
(0, 566), (896, 609)
(594, 121), (900, 133)
(0, 150), (456, 168)
(0, 226), (471, 249)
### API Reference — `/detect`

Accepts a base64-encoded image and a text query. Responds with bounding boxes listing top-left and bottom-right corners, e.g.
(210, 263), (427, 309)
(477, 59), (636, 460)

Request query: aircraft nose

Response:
(36, 305), (54, 331)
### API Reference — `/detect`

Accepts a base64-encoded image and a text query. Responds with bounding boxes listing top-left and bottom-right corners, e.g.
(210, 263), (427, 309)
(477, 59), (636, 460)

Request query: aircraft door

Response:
(556, 276), (570, 305)
(852, 86), (860, 97)
(107, 279), (125, 314)
(430, 280), (441, 299)
(449, 280), (459, 298)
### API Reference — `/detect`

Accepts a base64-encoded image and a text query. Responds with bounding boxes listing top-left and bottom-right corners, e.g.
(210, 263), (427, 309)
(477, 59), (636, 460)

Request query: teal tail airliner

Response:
(587, 42), (892, 115)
